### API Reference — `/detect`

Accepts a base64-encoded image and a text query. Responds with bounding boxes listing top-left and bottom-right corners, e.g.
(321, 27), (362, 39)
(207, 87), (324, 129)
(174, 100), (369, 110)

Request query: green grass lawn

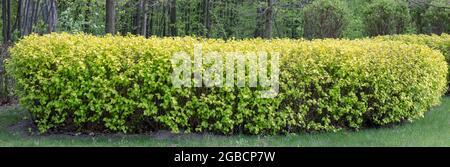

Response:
(0, 97), (449, 147)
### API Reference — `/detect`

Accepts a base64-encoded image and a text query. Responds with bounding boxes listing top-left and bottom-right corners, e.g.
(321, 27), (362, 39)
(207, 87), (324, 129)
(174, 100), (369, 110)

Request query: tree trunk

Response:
(184, 2), (190, 35)
(162, 3), (167, 36)
(148, 4), (153, 37)
(32, 0), (40, 27)
(22, 0), (29, 36)
(106, 0), (116, 34)
(135, 1), (141, 34)
(6, 0), (11, 42)
(203, 0), (211, 37)
(140, 0), (148, 36)
(264, 0), (273, 39)
(21, 0), (29, 36)
(23, 0), (35, 36)
(13, 0), (22, 36)
(169, 0), (177, 36)
(46, 0), (57, 33)
(2, 0), (12, 43)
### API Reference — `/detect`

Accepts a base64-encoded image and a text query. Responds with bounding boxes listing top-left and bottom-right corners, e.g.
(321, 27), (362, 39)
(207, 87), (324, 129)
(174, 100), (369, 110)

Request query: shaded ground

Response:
(0, 97), (449, 147)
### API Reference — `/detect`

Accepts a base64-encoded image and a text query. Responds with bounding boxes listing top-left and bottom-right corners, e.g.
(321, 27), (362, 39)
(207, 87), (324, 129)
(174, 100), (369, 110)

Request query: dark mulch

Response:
(5, 107), (226, 141)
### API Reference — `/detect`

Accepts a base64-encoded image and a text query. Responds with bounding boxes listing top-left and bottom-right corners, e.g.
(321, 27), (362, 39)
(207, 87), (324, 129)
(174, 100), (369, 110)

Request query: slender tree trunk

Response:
(264, 0), (273, 39)
(197, 2), (201, 36)
(135, 0), (141, 34)
(148, 5), (153, 37)
(6, 0), (11, 41)
(2, 0), (6, 42)
(184, 3), (190, 35)
(140, 0), (148, 36)
(203, 0), (211, 37)
(162, 3), (167, 36)
(13, 0), (22, 36)
(22, 0), (29, 36)
(23, 0), (35, 36)
(46, 0), (57, 33)
(2, 0), (12, 43)
(32, 0), (40, 26)
(24, 0), (35, 35)
(106, 0), (116, 34)
(169, 0), (177, 36)
(158, 3), (164, 36)
(83, 0), (91, 32)
(136, 0), (147, 36)
(225, 0), (231, 37)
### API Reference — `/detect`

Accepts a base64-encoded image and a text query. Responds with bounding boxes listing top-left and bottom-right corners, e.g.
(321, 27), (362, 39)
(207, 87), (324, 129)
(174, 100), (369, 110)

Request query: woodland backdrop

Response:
(0, 0), (448, 42)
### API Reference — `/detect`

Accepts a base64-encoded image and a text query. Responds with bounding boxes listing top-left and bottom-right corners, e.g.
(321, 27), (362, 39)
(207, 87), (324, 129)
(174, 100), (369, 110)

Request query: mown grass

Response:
(0, 97), (449, 147)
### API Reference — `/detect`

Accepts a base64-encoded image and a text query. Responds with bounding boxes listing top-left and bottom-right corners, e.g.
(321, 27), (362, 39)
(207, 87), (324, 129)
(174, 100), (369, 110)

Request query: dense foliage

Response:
(362, 0), (412, 36)
(422, 0), (450, 34)
(6, 33), (447, 134)
(410, 0), (450, 35)
(374, 33), (450, 93)
(302, 0), (348, 39)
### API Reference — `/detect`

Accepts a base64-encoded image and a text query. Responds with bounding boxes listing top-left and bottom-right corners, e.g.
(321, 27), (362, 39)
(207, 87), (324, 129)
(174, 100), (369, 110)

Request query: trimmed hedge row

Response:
(374, 33), (450, 93)
(6, 33), (448, 134)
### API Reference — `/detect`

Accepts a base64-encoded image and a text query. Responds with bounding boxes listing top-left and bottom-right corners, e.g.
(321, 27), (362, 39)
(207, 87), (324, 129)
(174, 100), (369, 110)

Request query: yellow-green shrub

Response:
(374, 33), (450, 93)
(5, 33), (447, 134)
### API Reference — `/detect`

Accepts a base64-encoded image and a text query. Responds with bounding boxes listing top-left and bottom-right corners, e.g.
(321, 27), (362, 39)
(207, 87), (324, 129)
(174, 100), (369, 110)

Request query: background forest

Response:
(0, 0), (448, 44)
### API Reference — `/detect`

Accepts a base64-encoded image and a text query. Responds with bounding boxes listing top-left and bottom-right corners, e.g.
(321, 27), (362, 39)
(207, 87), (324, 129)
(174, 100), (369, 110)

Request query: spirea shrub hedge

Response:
(374, 33), (450, 93)
(5, 33), (448, 134)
